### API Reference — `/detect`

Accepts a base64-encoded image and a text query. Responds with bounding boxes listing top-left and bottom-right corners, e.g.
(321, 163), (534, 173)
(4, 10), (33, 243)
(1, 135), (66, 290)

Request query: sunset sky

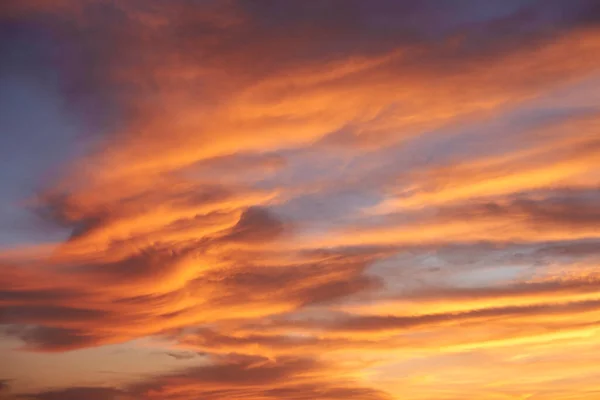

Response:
(0, 1), (599, 399)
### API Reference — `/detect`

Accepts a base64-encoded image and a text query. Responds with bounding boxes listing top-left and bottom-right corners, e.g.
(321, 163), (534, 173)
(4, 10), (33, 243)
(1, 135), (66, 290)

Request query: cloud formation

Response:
(1, 0), (600, 399)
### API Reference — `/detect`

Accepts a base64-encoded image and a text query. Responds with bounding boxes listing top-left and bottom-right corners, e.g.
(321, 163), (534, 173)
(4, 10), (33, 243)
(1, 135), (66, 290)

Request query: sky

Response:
(0, 0), (599, 399)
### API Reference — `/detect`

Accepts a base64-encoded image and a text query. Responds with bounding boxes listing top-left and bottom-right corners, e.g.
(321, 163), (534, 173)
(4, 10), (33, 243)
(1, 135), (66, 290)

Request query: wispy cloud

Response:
(1, 1), (600, 399)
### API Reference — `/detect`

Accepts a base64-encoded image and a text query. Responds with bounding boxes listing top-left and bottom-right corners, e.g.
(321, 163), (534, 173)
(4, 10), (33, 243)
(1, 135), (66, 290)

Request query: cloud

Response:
(128, 354), (390, 400)
(219, 207), (285, 243)
(294, 186), (600, 251)
(0, 221), (389, 351)
(4, 326), (105, 351)
(327, 299), (600, 335)
(17, 387), (129, 400)
(3, 0), (595, 186)
(1, 1), (600, 399)
(372, 121), (600, 212)
(165, 351), (198, 361)
(17, 355), (391, 400)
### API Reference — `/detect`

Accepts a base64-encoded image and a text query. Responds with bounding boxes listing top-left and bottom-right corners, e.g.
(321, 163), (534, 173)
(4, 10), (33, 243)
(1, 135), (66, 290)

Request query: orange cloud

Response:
(8, 355), (391, 400)
(2, 1), (600, 399)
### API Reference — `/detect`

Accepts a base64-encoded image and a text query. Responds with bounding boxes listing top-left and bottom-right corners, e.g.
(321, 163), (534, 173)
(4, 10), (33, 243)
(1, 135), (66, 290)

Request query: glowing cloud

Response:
(1, 1), (600, 399)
